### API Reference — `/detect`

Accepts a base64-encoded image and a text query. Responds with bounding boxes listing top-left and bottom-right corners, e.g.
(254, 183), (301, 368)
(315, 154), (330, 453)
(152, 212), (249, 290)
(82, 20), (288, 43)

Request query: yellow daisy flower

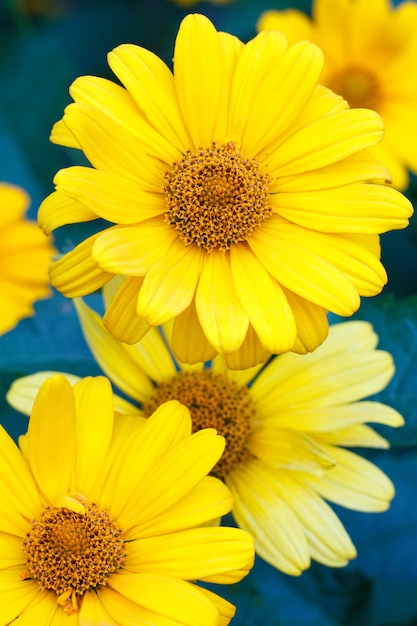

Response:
(38, 14), (412, 369)
(0, 183), (54, 335)
(8, 298), (404, 576)
(2, 374), (254, 624)
(257, 0), (417, 190)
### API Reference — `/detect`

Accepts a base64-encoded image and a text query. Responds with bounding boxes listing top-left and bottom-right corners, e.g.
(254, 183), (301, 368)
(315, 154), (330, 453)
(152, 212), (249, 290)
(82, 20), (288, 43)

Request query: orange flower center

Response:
(22, 499), (125, 614)
(163, 141), (271, 251)
(143, 370), (255, 479)
(328, 67), (379, 110)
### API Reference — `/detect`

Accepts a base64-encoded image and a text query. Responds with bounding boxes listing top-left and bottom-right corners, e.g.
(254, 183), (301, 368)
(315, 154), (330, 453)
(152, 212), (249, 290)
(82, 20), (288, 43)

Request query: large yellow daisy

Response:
(0, 183), (54, 334)
(1, 374), (254, 624)
(9, 296), (404, 576)
(257, 0), (417, 190)
(38, 14), (412, 369)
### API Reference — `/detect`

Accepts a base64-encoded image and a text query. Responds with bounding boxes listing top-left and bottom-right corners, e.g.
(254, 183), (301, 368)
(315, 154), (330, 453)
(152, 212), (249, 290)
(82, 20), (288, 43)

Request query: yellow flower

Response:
(0, 183), (54, 334)
(38, 14), (412, 369)
(1, 374), (254, 624)
(9, 298), (404, 576)
(257, 0), (417, 190)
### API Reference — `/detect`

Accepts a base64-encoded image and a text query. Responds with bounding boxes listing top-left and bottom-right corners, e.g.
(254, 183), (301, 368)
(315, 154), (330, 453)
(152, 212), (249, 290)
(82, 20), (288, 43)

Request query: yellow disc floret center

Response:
(163, 141), (272, 251)
(328, 67), (379, 110)
(22, 500), (125, 614)
(143, 371), (255, 479)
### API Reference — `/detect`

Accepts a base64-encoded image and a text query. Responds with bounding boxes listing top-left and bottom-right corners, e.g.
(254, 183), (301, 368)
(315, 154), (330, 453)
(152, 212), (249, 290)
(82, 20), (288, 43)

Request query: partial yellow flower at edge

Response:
(8, 297), (404, 576)
(257, 0), (417, 190)
(38, 13), (413, 368)
(0, 183), (54, 334)
(1, 374), (254, 624)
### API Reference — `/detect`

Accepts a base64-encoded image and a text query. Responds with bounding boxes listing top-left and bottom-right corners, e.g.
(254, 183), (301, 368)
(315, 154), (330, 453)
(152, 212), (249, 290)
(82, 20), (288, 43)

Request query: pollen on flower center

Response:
(22, 499), (125, 614)
(163, 141), (272, 251)
(328, 68), (379, 110)
(143, 371), (255, 479)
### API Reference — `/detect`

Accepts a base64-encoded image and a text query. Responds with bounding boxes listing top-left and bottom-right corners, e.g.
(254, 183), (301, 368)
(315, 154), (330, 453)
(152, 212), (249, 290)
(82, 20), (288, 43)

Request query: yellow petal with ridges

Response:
(61, 103), (165, 188)
(306, 445), (395, 512)
(50, 117), (80, 149)
(266, 108), (383, 177)
(118, 426), (225, 528)
(137, 242), (204, 325)
(0, 427), (42, 529)
(241, 40), (324, 157)
(72, 377), (114, 494)
(223, 324), (271, 370)
(69, 75), (183, 163)
(125, 527), (253, 583)
(195, 252), (249, 354)
(103, 276), (151, 345)
(98, 585), (182, 626)
(174, 14), (223, 150)
(230, 244), (296, 353)
(38, 190), (97, 236)
(7, 371), (81, 416)
(0, 570), (46, 625)
(228, 29), (287, 141)
(127, 476), (233, 540)
(108, 44), (190, 152)
(171, 301), (218, 365)
(213, 32), (244, 140)
(54, 166), (164, 224)
(227, 461), (310, 575)
(79, 589), (118, 625)
(271, 183), (413, 234)
(50, 233), (113, 298)
(26, 375), (75, 503)
(75, 298), (156, 402)
(109, 573), (219, 626)
(92, 219), (177, 276)
(249, 220), (360, 315)
(281, 287), (329, 354)
(318, 424), (390, 449)
(197, 586), (236, 626)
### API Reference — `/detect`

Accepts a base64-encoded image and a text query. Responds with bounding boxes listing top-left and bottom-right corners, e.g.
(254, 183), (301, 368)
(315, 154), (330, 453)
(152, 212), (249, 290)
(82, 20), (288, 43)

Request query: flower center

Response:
(22, 498), (125, 614)
(163, 140), (271, 251)
(328, 68), (379, 110)
(143, 371), (255, 479)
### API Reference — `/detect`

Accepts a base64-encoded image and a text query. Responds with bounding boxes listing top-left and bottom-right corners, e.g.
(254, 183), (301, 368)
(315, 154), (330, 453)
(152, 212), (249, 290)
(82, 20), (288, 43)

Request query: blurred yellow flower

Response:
(0, 183), (54, 335)
(39, 13), (412, 368)
(9, 301), (404, 575)
(1, 374), (254, 623)
(258, 0), (417, 190)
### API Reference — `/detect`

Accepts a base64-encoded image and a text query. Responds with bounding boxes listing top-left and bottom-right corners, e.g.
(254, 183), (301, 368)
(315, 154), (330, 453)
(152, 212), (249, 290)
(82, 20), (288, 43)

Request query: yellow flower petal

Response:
(103, 276), (151, 345)
(281, 288), (329, 354)
(109, 573), (219, 626)
(125, 527), (253, 583)
(98, 585), (180, 626)
(38, 190), (96, 236)
(137, 242), (205, 325)
(26, 375), (76, 503)
(171, 300), (219, 365)
(72, 377), (114, 494)
(50, 234), (113, 298)
(92, 219), (177, 275)
(174, 14), (223, 149)
(306, 445), (396, 512)
(230, 244), (296, 353)
(0, 568), (43, 624)
(195, 252), (249, 354)
(54, 166), (164, 224)
(108, 44), (190, 152)
(78, 589), (118, 625)
(256, 8), (314, 47)
(196, 586), (236, 626)
(74, 298), (156, 402)
(7, 371), (81, 416)
(227, 461), (310, 575)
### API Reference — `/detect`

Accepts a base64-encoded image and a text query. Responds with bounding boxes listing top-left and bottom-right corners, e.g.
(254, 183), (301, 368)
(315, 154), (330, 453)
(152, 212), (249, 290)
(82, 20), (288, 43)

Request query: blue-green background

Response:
(1, 0), (417, 624)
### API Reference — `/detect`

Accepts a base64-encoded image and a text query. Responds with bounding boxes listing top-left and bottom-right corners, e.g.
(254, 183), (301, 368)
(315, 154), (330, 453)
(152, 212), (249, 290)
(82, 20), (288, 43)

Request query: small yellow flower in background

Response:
(0, 183), (54, 335)
(1, 374), (254, 624)
(9, 297), (404, 576)
(258, 0), (417, 190)
(38, 13), (412, 369)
